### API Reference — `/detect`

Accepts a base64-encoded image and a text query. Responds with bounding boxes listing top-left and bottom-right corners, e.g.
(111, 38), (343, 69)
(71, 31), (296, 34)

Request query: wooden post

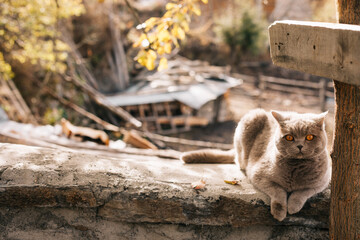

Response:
(330, 1), (360, 239)
(258, 75), (267, 93)
(151, 103), (162, 132)
(319, 78), (326, 112)
(267, 8), (360, 238)
(212, 95), (223, 123)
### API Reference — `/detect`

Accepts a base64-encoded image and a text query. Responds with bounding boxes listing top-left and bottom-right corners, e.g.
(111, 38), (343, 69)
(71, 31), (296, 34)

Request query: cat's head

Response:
(271, 111), (328, 159)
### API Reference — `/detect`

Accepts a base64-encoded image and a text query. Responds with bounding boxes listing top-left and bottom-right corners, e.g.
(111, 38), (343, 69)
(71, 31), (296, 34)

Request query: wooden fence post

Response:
(330, 1), (360, 239)
(319, 78), (327, 112)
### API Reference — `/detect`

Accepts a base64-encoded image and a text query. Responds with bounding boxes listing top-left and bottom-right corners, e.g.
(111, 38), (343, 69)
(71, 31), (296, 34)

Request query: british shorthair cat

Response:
(181, 109), (331, 221)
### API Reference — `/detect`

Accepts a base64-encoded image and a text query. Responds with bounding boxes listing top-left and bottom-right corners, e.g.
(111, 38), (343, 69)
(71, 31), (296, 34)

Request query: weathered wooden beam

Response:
(269, 20), (360, 86)
(156, 116), (209, 126)
(330, 1), (360, 239)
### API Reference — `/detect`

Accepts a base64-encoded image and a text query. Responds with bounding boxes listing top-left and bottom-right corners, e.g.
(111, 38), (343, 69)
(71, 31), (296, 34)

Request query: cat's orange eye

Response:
(306, 134), (314, 141)
(285, 135), (294, 141)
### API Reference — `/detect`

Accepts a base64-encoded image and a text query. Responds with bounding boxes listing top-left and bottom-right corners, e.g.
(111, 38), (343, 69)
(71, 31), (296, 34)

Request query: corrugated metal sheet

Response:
(106, 77), (241, 110)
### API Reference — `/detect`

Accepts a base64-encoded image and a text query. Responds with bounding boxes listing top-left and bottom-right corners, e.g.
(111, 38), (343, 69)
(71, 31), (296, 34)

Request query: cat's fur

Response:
(181, 109), (331, 221)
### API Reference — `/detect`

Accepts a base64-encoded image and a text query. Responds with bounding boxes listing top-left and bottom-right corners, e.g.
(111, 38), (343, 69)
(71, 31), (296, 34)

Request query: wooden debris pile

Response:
(0, 120), (180, 158)
(0, 118), (233, 160)
(61, 118), (157, 150)
(61, 118), (110, 146)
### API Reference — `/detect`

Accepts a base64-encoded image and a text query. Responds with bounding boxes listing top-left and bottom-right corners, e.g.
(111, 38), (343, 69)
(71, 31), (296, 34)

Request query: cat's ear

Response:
(271, 111), (285, 123)
(314, 111), (328, 128)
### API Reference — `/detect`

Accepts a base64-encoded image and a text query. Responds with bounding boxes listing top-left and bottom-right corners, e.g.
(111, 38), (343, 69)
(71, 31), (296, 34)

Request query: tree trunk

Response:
(330, 1), (360, 239)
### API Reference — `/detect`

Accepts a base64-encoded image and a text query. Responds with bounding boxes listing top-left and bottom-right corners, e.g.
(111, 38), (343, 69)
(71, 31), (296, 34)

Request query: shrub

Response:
(216, 4), (267, 60)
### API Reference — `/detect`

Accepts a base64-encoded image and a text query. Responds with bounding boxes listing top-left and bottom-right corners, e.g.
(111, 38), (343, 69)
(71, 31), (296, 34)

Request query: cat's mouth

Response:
(297, 151), (305, 157)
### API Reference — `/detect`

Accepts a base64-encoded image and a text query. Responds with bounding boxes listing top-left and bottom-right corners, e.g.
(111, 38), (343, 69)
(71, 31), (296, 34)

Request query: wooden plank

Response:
(60, 119), (110, 145)
(151, 103), (162, 132)
(269, 20), (360, 86)
(164, 102), (176, 131)
(212, 95), (223, 123)
(264, 82), (319, 96)
(141, 131), (233, 150)
(138, 104), (148, 130)
(123, 130), (158, 150)
(260, 75), (320, 89)
(156, 116), (209, 126)
(231, 73), (257, 83)
(326, 91), (334, 98)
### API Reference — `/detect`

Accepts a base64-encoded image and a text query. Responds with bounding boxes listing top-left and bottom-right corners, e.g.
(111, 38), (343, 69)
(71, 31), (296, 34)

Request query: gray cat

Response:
(181, 109), (331, 221)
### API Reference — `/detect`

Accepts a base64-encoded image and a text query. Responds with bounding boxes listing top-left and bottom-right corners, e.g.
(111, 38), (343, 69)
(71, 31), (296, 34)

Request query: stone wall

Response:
(0, 143), (330, 239)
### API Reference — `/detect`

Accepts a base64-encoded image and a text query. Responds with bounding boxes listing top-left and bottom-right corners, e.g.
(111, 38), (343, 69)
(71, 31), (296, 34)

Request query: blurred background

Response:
(0, 0), (336, 153)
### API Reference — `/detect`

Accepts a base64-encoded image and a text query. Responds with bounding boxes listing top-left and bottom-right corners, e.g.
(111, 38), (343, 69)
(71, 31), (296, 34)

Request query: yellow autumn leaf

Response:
(163, 10), (173, 18)
(55, 40), (70, 51)
(144, 17), (158, 31)
(174, 12), (186, 22)
(156, 22), (168, 33)
(135, 49), (147, 66)
(158, 57), (168, 71)
(180, 21), (189, 32)
(164, 43), (172, 54)
(133, 33), (147, 48)
(180, 5), (189, 14)
(147, 33), (157, 44)
(57, 52), (68, 61)
(133, 0), (207, 71)
(157, 46), (165, 55)
(145, 50), (157, 70)
(224, 179), (239, 185)
(166, 3), (177, 10)
(147, 49), (157, 60)
(171, 25), (185, 40)
(157, 29), (171, 42)
(191, 4), (201, 16)
(172, 36), (180, 48)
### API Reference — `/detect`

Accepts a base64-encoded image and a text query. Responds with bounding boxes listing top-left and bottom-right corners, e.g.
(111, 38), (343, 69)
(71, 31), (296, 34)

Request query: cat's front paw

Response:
(287, 195), (306, 214)
(271, 201), (287, 221)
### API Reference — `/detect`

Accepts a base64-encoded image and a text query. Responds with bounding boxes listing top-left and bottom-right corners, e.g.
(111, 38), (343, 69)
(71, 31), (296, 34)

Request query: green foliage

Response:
(0, 0), (85, 79)
(133, 0), (208, 71)
(43, 107), (65, 125)
(215, 2), (267, 58)
(222, 11), (265, 55)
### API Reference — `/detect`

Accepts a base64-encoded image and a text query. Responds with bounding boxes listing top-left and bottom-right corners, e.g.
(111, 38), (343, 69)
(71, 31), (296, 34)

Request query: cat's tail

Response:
(181, 149), (235, 164)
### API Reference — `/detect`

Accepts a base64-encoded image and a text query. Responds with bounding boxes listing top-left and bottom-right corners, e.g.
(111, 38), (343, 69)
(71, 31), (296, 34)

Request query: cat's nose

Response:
(297, 145), (303, 151)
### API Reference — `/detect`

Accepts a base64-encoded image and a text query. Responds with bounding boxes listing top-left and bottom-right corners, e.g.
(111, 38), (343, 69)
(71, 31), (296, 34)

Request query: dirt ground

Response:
(171, 81), (335, 152)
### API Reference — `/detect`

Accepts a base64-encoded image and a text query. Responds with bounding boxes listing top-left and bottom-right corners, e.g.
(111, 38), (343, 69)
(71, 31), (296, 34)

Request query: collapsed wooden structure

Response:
(107, 57), (241, 134)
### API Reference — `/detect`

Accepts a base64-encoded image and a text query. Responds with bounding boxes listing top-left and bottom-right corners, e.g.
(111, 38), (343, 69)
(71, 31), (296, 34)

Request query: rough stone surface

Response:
(0, 143), (330, 239)
(0, 207), (329, 240)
